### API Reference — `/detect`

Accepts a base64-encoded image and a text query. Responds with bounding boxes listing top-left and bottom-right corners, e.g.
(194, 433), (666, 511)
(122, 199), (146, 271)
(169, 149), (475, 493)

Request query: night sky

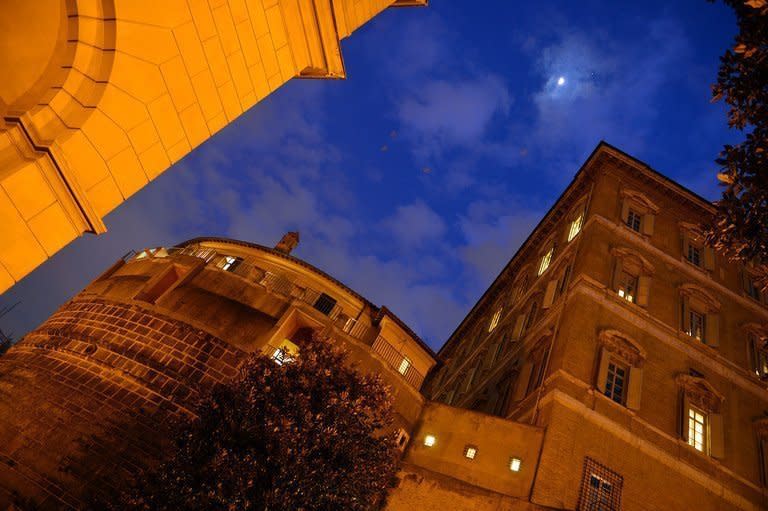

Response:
(0, 1), (741, 350)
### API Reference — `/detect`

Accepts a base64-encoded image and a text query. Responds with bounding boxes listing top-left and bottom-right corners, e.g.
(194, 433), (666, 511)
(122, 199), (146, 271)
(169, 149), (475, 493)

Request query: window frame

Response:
(687, 405), (707, 453)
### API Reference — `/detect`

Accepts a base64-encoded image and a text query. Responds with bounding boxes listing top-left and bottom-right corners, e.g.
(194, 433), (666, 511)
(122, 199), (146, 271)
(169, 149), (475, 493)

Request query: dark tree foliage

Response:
(706, 0), (768, 281)
(102, 335), (399, 511)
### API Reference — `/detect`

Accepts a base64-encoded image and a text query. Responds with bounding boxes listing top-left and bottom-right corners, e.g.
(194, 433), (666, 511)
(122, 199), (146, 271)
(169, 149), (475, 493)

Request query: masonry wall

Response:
(0, 0), (425, 294)
(0, 298), (246, 509)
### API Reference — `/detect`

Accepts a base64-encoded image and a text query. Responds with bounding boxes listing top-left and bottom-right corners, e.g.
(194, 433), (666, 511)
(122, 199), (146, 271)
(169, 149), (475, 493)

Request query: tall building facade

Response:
(0, 142), (767, 511)
(0, 235), (436, 508)
(0, 0), (425, 295)
(424, 142), (768, 510)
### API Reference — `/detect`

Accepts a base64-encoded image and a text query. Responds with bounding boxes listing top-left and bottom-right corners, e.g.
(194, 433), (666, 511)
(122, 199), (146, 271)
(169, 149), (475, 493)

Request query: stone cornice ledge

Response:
(572, 276), (768, 400)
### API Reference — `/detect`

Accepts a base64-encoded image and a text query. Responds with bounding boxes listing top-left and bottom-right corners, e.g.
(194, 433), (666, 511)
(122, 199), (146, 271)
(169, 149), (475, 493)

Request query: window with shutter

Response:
(610, 247), (654, 308)
(676, 374), (725, 458)
(596, 330), (646, 410)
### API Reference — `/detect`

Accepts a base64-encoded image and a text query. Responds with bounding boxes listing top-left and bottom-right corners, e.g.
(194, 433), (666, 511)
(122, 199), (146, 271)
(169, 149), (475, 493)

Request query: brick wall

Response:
(0, 297), (245, 509)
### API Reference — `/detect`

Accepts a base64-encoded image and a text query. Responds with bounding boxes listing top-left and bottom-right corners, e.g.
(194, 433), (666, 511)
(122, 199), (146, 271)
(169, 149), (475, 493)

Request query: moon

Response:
(557, 76), (566, 86)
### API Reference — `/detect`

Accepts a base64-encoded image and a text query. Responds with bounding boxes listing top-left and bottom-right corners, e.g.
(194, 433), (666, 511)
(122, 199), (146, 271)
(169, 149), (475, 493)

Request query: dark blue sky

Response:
(0, 1), (740, 349)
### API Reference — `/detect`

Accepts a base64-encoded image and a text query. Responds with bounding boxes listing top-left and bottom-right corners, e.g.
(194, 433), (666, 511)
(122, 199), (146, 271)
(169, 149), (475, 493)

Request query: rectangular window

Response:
(463, 445), (478, 460)
(577, 457), (623, 511)
(398, 357), (411, 375)
(568, 213), (584, 242)
(604, 361), (628, 404)
(218, 255), (242, 272)
(687, 244), (702, 267)
(559, 265), (572, 296)
(626, 209), (642, 232)
(538, 247), (553, 276)
(747, 277), (762, 301)
(489, 308), (502, 332)
(313, 293), (337, 315)
(617, 271), (638, 303)
(687, 407), (707, 452)
(689, 310), (706, 342)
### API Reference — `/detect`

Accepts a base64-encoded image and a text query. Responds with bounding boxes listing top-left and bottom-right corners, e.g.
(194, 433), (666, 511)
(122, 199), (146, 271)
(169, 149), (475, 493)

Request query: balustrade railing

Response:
(128, 246), (354, 337)
(372, 336), (424, 389)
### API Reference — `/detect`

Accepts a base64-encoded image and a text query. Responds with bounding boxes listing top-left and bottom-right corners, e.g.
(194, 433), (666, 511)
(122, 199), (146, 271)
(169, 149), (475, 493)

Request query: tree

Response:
(102, 334), (399, 510)
(706, 0), (768, 282)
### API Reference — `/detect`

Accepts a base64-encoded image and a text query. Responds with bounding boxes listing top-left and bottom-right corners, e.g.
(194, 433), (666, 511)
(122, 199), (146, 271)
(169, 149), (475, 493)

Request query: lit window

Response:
(489, 308), (502, 332)
(626, 209), (642, 232)
(538, 247), (553, 276)
(218, 255), (242, 272)
(751, 334), (768, 378)
(617, 271), (638, 303)
(687, 244), (702, 267)
(398, 357), (411, 375)
(463, 445), (478, 459)
(509, 457), (522, 472)
(689, 310), (706, 342)
(568, 213), (583, 242)
(270, 339), (299, 365)
(688, 407), (707, 452)
(424, 435), (436, 447)
(272, 348), (290, 365)
(604, 361), (628, 404)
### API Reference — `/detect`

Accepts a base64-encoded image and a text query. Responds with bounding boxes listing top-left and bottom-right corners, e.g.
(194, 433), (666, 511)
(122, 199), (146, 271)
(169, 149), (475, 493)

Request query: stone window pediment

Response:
(598, 329), (646, 368)
(676, 374), (724, 413)
(680, 284), (721, 313)
(621, 189), (660, 215)
(610, 247), (655, 276)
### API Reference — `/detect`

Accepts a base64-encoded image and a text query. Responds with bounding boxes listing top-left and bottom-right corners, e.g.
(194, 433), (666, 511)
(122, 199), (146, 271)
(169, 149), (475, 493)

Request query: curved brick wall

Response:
(0, 298), (245, 509)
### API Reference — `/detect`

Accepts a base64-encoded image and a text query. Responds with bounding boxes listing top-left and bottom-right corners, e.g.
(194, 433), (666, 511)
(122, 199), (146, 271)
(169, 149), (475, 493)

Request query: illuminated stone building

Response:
(422, 142), (768, 511)
(2, 142), (768, 511)
(0, 0), (425, 295)
(0, 234), (436, 508)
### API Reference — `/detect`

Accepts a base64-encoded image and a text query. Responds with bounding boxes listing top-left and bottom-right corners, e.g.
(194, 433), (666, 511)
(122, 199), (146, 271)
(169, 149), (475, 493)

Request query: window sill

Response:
(591, 388), (635, 415)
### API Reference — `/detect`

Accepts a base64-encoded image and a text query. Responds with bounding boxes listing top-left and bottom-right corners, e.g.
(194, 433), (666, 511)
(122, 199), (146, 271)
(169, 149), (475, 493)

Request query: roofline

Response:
(437, 141), (716, 357)
(177, 237), (435, 358)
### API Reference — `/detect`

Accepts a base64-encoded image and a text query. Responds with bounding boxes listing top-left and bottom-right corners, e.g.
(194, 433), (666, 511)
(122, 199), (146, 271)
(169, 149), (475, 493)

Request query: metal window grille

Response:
(577, 457), (623, 511)
(313, 293), (337, 316)
(626, 210), (641, 232)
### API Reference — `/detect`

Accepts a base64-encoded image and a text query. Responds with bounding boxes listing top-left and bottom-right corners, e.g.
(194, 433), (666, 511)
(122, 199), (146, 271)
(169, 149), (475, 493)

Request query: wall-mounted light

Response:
(424, 435), (436, 447)
(463, 445), (478, 460)
(509, 457), (522, 472)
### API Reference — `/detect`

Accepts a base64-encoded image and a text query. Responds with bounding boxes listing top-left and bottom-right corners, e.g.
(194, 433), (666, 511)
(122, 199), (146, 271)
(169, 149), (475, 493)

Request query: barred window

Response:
(313, 293), (337, 315)
(577, 457), (623, 511)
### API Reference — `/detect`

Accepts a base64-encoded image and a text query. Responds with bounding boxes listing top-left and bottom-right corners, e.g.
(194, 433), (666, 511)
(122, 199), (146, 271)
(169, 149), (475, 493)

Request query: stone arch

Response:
(1, 0), (116, 158)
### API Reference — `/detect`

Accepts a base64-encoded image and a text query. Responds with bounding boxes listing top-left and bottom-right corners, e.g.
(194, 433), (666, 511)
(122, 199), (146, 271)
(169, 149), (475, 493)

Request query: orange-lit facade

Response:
(0, 235), (436, 508)
(424, 142), (768, 510)
(1, 142), (767, 510)
(0, 0), (425, 295)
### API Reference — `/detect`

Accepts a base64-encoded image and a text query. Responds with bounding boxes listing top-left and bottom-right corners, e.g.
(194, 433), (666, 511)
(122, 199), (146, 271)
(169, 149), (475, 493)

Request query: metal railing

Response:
(372, 336), (425, 389)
